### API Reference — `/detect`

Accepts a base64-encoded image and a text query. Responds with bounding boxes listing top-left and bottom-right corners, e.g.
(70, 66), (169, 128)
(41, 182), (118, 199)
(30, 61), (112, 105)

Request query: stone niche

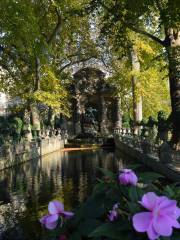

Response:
(70, 67), (122, 137)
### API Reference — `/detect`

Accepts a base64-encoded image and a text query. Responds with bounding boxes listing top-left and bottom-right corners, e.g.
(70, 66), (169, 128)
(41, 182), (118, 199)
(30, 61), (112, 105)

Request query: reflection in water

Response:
(0, 149), (124, 240)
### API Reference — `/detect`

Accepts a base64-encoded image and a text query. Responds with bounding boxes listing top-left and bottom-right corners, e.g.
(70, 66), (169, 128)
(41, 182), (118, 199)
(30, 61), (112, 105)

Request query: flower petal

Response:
(147, 224), (159, 240)
(174, 206), (180, 219)
(39, 215), (49, 225)
(122, 169), (132, 173)
(158, 197), (177, 212)
(48, 200), (64, 214)
(113, 203), (119, 210)
(45, 220), (58, 230)
(153, 214), (173, 236)
(40, 214), (59, 230)
(119, 173), (127, 184)
(62, 211), (74, 219)
(140, 192), (157, 211)
(163, 214), (180, 229)
(129, 172), (138, 186)
(133, 212), (152, 232)
(170, 218), (180, 228)
(108, 210), (118, 222)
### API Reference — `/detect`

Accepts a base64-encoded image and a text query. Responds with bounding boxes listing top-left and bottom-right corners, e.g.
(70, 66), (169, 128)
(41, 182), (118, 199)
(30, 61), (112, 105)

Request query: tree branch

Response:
(34, 57), (40, 91)
(127, 24), (166, 47)
(57, 52), (89, 65)
(59, 56), (97, 72)
(154, 0), (163, 13)
(47, 8), (62, 45)
(100, 56), (113, 73)
(144, 53), (166, 70)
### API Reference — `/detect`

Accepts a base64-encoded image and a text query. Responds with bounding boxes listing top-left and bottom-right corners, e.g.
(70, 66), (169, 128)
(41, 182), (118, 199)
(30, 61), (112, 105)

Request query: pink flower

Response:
(40, 200), (74, 230)
(133, 192), (180, 240)
(118, 169), (138, 186)
(108, 203), (119, 221)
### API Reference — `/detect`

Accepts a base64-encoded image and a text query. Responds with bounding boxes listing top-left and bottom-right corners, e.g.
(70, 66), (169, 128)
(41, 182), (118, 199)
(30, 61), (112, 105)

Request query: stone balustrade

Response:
(0, 135), (65, 170)
(113, 127), (179, 163)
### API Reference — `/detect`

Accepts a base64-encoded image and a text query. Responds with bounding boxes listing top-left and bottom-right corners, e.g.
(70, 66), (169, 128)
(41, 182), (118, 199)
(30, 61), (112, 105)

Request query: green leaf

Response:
(170, 232), (180, 240)
(97, 167), (114, 178)
(164, 185), (175, 198)
(138, 172), (164, 183)
(69, 231), (81, 240)
(118, 185), (129, 198)
(82, 194), (105, 218)
(78, 219), (100, 236)
(93, 182), (107, 194)
(126, 164), (142, 169)
(89, 221), (132, 239)
(127, 202), (141, 214)
(128, 186), (139, 202)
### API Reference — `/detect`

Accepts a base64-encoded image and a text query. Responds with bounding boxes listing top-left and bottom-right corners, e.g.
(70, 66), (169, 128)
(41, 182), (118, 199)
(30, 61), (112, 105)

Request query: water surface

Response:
(0, 149), (124, 240)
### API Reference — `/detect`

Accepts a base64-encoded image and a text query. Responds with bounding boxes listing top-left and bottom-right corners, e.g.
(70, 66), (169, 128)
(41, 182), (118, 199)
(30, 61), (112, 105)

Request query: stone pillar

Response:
(74, 94), (81, 135)
(99, 94), (108, 135)
(114, 97), (122, 130)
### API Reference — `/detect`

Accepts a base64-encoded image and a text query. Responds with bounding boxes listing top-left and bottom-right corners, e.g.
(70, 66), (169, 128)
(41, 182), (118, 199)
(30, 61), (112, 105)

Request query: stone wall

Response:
(114, 135), (180, 182)
(0, 137), (64, 170)
(40, 137), (64, 156)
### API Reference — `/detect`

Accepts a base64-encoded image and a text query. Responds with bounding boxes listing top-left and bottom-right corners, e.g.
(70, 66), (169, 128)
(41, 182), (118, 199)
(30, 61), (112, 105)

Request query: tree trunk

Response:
(130, 46), (142, 134)
(35, 57), (40, 91)
(30, 57), (41, 132)
(47, 107), (55, 129)
(166, 29), (180, 149)
(114, 97), (122, 129)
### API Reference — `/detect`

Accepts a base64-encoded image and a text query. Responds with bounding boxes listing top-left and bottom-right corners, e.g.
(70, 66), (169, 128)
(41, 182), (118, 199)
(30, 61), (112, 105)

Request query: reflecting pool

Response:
(0, 149), (124, 240)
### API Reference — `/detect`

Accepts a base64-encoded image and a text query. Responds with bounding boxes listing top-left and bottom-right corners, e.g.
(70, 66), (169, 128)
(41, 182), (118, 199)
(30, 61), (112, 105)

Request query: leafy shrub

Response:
(40, 165), (180, 240)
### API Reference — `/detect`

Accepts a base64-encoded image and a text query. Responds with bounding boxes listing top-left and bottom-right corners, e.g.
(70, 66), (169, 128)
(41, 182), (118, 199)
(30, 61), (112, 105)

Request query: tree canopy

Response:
(0, 0), (179, 146)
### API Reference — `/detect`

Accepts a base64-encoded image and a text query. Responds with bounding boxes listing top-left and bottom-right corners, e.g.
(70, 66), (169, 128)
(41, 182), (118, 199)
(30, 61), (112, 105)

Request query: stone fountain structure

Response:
(70, 67), (122, 137)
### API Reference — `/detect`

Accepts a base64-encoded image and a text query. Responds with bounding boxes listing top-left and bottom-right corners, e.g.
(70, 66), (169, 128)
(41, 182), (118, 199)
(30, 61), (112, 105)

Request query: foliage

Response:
(132, 66), (170, 118)
(0, 0), (97, 118)
(122, 114), (131, 128)
(106, 36), (170, 119)
(86, 0), (180, 145)
(0, 115), (24, 143)
(0, 0), (179, 137)
(32, 66), (70, 116)
(41, 165), (180, 240)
